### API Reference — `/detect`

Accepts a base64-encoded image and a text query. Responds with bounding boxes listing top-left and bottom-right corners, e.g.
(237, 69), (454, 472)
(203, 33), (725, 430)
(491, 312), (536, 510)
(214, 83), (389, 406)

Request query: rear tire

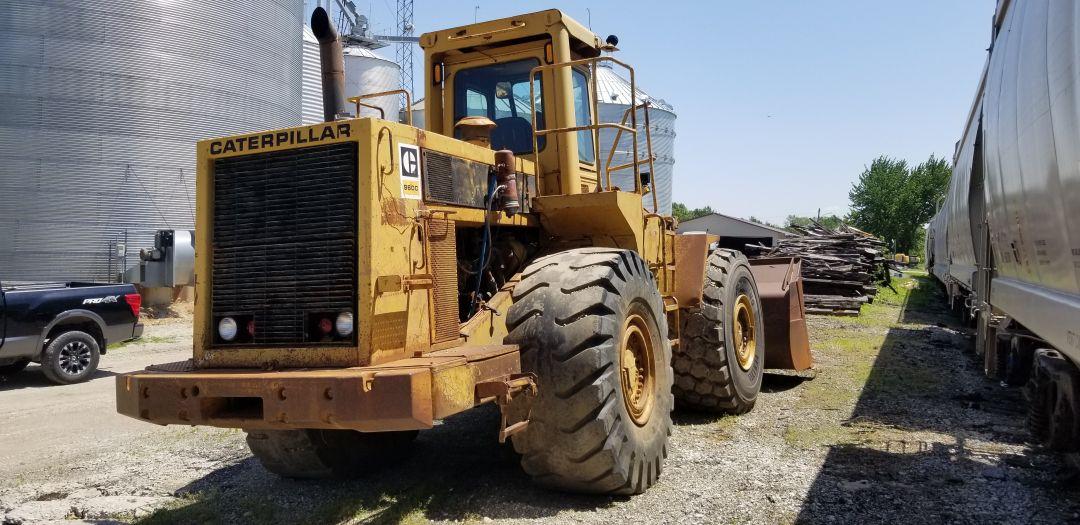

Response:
(505, 248), (673, 495)
(0, 359), (30, 376)
(674, 249), (764, 414)
(245, 429), (418, 478)
(41, 330), (100, 385)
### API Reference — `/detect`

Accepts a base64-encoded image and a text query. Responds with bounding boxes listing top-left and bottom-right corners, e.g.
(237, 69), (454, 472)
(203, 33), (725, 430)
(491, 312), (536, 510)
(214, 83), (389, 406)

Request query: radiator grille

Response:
(212, 142), (358, 346)
(422, 150), (488, 209)
(427, 219), (460, 343)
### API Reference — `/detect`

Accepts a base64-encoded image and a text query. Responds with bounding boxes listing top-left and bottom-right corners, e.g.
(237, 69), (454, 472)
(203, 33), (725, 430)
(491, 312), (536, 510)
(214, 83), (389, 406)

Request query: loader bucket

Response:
(748, 257), (812, 371)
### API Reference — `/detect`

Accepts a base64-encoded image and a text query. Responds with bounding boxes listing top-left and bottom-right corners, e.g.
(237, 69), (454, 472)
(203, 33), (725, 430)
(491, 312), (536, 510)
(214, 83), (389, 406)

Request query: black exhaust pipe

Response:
(311, 7), (350, 122)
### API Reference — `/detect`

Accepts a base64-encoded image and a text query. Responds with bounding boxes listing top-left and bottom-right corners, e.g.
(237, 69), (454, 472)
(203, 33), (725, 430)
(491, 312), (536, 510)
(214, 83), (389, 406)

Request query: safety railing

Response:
(527, 56), (659, 213)
(348, 89), (413, 125)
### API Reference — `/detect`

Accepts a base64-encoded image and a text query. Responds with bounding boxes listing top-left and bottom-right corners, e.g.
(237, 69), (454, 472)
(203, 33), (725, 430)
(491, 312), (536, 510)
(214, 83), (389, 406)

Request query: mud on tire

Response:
(245, 429), (418, 478)
(674, 249), (764, 414)
(505, 248), (673, 495)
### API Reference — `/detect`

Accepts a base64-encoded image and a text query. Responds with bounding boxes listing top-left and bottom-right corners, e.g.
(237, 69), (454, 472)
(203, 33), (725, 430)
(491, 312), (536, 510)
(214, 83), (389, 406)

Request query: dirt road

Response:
(0, 321), (192, 479)
(1, 274), (1077, 524)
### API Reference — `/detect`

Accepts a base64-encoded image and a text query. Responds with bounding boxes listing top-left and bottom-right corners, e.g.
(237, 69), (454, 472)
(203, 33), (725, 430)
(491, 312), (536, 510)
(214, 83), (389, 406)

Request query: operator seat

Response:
(491, 116), (533, 152)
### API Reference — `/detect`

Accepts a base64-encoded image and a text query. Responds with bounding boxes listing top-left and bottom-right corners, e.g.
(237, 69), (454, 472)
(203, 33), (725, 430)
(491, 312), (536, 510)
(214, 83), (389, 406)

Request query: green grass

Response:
(784, 272), (946, 449)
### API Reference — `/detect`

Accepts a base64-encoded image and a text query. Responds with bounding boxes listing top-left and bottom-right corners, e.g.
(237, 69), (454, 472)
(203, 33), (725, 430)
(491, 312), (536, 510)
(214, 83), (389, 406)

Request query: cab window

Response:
(572, 68), (595, 163)
(453, 58), (545, 154)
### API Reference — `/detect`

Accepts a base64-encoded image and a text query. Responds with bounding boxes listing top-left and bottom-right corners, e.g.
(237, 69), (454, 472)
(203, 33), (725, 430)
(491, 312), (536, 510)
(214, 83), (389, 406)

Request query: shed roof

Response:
(678, 212), (792, 237)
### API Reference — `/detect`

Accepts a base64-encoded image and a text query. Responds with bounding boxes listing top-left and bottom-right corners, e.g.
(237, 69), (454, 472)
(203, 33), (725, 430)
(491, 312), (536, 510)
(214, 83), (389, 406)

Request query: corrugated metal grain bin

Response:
(595, 62), (676, 216)
(343, 45), (400, 121)
(0, 0), (306, 281)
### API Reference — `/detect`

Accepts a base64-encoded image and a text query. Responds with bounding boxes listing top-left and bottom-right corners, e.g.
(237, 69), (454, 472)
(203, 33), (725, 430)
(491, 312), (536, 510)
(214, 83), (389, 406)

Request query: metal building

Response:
(677, 213), (792, 252)
(0, 0), (306, 282)
(595, 62), (676, 215)
(343, 45), (400, 121)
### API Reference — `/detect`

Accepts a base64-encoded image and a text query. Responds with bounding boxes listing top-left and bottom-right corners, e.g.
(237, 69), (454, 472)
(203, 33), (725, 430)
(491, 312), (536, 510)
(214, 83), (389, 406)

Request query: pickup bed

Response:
(0, 282), (143, 384)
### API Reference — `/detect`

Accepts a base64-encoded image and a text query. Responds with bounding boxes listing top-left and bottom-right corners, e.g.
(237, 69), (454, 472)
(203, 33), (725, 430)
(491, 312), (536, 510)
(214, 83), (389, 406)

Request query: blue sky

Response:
(321, 1), (990, 224)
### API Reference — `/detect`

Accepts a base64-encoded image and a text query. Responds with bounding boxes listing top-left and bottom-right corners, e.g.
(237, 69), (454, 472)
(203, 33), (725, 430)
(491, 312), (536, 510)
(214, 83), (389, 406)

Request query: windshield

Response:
(453, 58), (545, 154)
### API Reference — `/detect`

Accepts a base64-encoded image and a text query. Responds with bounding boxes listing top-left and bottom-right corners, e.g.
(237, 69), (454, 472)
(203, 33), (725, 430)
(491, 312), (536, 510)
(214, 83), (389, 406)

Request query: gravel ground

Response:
(1, 273), (1077, 524)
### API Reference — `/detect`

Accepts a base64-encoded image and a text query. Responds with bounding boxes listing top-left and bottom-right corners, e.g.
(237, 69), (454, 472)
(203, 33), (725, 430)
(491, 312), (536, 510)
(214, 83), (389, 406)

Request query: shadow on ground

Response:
(0, 365), (117, 391)
(139, 405), (616, 524)
(795, 274), (1080, 524)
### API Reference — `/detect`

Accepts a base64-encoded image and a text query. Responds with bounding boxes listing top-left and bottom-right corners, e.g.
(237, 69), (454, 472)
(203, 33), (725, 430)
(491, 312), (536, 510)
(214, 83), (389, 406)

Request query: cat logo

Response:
(399, 143), (422, 200)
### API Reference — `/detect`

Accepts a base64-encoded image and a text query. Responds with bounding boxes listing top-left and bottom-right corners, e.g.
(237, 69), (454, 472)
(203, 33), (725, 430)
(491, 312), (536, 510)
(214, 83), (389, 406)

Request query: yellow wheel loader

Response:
(115, 8), (810, 495)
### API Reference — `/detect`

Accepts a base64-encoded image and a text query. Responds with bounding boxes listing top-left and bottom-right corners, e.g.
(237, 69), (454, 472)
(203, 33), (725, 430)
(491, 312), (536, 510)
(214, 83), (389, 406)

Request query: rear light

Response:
(123, 293), (142, 318)
(318, 318), (333, 335)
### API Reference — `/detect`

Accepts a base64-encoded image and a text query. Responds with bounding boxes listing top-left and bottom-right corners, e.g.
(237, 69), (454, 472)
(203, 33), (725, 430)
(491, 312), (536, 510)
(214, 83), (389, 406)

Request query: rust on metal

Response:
(476, 373), (537, 442)
(426, 218), (460, 344)
(620, 312), (657, 426)
(494, 149), (520, 215)
(116, 345), (522, 432)
(673, 233), (718, 308)
(749, 257), (812, 371)
(733, 293), (758, 371)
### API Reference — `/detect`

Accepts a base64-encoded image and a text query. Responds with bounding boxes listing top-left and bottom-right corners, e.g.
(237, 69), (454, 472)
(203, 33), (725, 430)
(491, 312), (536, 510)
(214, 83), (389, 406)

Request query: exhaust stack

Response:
(311, 7), (351, 122)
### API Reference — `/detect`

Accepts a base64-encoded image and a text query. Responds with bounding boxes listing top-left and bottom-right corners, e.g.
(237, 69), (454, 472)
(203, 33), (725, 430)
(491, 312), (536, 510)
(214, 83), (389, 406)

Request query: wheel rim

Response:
(58, 341), (92, 376)
(620, 312), (656, 426)
(733, 294), (757, 371)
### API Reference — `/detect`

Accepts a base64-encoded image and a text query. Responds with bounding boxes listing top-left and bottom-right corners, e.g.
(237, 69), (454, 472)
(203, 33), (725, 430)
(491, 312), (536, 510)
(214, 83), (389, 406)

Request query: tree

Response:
(748, 216), (784, 229)
(672, 202), (715, 223)
(848, 155), (950, 253)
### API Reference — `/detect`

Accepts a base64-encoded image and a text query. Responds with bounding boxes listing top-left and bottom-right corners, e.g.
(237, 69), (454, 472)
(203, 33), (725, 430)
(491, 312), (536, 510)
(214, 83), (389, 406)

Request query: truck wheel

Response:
(0, 359), (30, 376)
(245, 429), (418, 478)
(41, 330), (100, 385)
(505, 248), (673, 495)
(674, 249), (764, 414)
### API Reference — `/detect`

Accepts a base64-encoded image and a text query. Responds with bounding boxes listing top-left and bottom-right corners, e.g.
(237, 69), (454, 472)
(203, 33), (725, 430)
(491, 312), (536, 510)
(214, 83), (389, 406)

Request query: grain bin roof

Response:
(595, 62), (674, 113)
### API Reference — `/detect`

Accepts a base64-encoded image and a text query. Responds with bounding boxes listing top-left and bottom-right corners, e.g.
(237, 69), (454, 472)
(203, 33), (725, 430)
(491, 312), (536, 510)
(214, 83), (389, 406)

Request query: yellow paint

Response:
(177, 9), (699, 433)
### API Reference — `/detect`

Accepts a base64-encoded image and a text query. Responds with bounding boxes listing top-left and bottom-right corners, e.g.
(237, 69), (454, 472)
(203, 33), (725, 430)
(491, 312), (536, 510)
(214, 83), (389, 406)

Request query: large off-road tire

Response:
(674, 249), (764, 414)
(245, 429), (418, 478)
(505, 248), (673, 495)
(41, 330), (100, 385)
(0, 359), (30, 376)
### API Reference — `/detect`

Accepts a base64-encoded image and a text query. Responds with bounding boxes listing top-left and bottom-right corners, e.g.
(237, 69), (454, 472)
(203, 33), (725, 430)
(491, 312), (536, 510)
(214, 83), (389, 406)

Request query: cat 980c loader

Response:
(116, 8), (811, 494)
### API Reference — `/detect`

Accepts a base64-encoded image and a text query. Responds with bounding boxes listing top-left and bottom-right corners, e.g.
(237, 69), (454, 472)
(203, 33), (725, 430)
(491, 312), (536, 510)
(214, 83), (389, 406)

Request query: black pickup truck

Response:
(0, 282), (143, 384)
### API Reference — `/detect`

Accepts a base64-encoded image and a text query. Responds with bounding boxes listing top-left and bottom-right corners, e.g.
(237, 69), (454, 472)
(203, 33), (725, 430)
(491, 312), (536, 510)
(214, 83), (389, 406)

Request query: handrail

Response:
(348, 89), (413, 125)
(528, 56), (645, 198)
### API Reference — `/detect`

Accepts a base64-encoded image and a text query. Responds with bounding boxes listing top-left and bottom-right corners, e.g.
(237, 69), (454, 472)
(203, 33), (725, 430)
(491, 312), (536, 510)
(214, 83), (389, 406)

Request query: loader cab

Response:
(420, 9), (604, 197)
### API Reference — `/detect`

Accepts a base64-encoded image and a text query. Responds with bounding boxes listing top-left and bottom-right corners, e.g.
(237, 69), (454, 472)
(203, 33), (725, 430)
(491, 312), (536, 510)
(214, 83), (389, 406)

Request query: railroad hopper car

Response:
(927, 0), (1080, 452)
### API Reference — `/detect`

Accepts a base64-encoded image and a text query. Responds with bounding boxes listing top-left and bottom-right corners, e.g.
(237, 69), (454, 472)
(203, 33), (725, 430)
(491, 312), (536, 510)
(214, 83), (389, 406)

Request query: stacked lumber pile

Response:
(746, 223), (887, 316)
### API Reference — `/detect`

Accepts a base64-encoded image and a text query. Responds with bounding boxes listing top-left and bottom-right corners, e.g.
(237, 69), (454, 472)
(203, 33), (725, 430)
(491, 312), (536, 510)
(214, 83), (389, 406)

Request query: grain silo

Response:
(302, 24), (324, 125)
(343, 45), (400, 121)
(0, 0), (306, 282)
(595, 62), (676, 215)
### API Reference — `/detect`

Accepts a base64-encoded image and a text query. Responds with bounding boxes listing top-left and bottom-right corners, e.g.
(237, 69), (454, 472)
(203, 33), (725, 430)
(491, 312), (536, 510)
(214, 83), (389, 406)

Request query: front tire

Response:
(505, 248), (673, 495)
(245, 429), (418, 478)
(674, 249), (764, 414)
(41, 330), (100, 385)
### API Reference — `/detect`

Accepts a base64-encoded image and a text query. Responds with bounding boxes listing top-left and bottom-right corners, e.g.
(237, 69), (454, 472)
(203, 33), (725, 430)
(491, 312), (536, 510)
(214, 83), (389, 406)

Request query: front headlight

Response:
(218, 317), (238, 341)
(335, 311), (354, 336)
